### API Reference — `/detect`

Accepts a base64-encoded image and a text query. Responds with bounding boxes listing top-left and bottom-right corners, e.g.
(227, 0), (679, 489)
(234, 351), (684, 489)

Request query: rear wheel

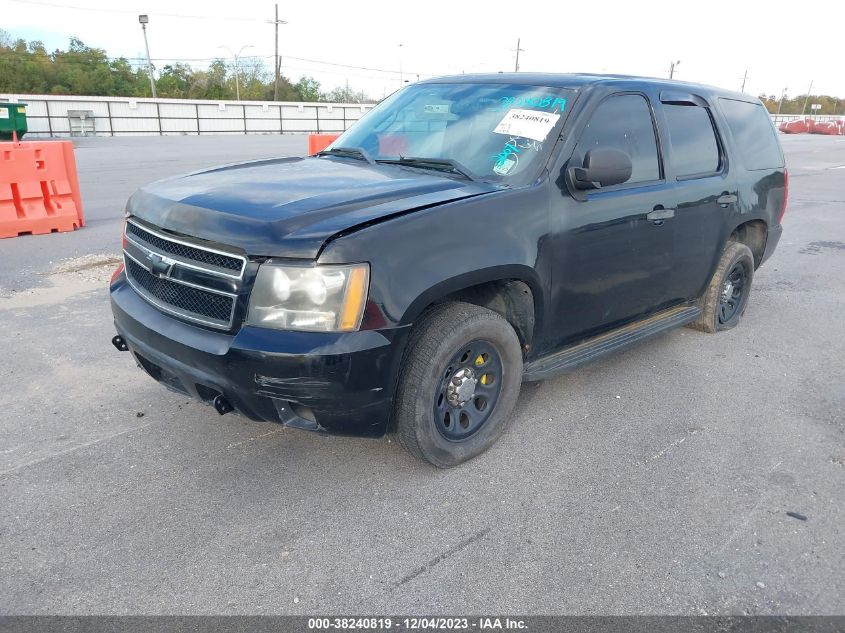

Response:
(393, 302), (523, 468)
(688, 241), (755, 333)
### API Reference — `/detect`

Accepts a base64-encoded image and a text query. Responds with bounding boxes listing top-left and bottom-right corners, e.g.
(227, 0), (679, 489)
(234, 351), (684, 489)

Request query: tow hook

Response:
(111, 335), (129, 352)
(213, 394), (234, 415)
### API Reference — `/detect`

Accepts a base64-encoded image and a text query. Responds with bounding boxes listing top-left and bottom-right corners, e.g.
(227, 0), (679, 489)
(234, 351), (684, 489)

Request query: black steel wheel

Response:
(718, 262), (748, 324)
(393, 302), (523, 468)
(688, 240), (755, 333)
(433, 340), (504, 441)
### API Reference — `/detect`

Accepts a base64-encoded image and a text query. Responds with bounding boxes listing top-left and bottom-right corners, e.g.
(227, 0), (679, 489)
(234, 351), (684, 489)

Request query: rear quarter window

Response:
(718, 98), (784, 170)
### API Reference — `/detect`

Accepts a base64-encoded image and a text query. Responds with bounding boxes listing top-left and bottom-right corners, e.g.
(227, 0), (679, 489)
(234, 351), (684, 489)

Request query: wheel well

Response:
(730, 220), (768, 268)
(439, 280), (536, 356)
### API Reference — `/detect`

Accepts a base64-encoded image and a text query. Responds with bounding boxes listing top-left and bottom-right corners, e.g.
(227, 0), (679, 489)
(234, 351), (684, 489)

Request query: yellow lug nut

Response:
(475, 354), (485, 366)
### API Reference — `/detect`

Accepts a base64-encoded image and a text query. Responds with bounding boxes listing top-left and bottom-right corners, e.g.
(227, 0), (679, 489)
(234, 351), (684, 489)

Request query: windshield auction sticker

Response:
(493, 108), (560, 142)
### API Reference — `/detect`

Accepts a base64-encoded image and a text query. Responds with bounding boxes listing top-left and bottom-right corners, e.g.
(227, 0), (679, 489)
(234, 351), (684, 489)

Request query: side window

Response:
(575, 94), (661, 185)
(719, 98), (784, 170)
(663, 104), (721, 177)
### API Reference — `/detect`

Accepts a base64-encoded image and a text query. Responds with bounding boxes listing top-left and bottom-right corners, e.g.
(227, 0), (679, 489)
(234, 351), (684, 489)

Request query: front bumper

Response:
(110, 274), (407, 437)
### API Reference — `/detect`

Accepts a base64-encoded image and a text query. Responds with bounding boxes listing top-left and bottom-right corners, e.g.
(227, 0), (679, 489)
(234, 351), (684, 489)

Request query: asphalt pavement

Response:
(1, 133), (843, 615)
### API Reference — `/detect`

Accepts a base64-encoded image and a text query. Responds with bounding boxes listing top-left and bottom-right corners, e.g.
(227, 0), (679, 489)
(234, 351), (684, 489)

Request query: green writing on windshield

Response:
(497, 95), (566, 111)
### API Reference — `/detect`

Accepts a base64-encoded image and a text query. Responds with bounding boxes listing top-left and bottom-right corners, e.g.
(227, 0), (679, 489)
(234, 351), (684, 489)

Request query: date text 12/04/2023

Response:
(307, 617), (527, 630)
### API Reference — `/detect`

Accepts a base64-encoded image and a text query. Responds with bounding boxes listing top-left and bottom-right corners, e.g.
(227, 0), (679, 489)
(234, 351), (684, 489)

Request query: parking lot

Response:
(1, 133), (843, 614)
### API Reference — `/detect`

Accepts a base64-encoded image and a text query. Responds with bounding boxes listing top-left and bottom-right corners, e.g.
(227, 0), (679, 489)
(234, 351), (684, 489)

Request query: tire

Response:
(688, 241), (755, 333)
(393, 301), (523, 468)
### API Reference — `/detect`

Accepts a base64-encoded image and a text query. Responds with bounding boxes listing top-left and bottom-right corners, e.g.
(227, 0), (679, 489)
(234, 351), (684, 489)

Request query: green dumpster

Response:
(0, 103), (28, 141)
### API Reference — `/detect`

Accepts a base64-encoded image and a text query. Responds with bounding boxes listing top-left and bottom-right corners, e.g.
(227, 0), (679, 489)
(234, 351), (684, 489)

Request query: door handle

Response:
(647, 207), (675, 222)
(717, 194), (738, 207)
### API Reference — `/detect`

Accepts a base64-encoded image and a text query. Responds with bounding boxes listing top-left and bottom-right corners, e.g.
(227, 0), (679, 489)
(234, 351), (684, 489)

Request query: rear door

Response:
(655, 93), (736, 302)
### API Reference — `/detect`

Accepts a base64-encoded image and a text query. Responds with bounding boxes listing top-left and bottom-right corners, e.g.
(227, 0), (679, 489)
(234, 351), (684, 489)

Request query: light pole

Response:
(219, 45), (254, 101)
(669, 60), (680, 79)
(138, 15), (156, 98)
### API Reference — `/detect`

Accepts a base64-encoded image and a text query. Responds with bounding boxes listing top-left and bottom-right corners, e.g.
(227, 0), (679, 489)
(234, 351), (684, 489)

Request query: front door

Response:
(550, 92), (677, 345)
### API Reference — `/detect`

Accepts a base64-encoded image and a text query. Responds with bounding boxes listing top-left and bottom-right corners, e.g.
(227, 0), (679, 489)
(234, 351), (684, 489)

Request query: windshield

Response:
(330, 82), (576, 185)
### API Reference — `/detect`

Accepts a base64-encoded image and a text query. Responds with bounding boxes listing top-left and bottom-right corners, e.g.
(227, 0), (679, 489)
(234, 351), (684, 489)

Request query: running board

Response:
(523, 305), (701, 382)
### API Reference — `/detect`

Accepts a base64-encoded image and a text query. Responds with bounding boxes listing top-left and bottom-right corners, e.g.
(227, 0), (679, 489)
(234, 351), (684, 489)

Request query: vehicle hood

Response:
(127, 156), (502, 259)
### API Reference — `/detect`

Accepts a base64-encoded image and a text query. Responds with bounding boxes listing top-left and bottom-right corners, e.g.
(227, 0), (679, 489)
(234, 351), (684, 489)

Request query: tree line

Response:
(3, 32), (842, 113)
(758, 93), (843, 116)
(0, 32), (375, 103)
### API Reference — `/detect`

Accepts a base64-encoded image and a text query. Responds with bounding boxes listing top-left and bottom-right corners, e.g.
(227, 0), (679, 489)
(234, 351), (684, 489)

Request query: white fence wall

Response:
(2, 93), (842, 138)
(770, 114), (843, 125)
(0, 94), (375, 137)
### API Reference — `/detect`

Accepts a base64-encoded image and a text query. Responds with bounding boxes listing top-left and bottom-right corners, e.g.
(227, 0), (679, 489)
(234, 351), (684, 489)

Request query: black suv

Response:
(110, 74), (786, 467)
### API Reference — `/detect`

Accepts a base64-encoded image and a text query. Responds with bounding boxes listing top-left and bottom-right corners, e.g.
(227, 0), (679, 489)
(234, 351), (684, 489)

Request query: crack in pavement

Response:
(0, 423), (155, 476)
(393, 528), (491, 590)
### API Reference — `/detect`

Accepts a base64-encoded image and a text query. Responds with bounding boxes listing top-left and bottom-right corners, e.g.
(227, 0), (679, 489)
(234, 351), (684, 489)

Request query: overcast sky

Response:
(2, 0), (841, 100)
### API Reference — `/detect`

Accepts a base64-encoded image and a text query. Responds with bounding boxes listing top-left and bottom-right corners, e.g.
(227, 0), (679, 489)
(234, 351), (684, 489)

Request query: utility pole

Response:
(268, 4), (287, 101)
(801, 80), (813, 116)
(219, 45), (254, 101)
(776, 87), (787, 116)
(740, 69), (748, 93)
(513, 38), (525, 72)
(138, 15), (156, 98)
(669, 60), (680, 79)
(398, 43), (403, 88)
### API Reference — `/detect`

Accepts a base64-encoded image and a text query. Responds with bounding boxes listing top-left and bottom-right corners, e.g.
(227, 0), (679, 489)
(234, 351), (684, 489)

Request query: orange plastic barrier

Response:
(0, 139), (85, 238)
(308, 134), (340, 155)
(811, 121), (844, 135)
(779, 118), (815, 134)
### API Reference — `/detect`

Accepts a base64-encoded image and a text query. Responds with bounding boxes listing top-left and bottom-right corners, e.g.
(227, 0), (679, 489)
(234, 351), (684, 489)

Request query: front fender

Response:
(318, 182), (552, 335)
(399, 265), (544, 328)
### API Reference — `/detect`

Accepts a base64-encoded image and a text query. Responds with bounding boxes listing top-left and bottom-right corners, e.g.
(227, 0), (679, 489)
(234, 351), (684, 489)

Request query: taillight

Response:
(778, 168), (789, 224)
(110, 262), (125, 284)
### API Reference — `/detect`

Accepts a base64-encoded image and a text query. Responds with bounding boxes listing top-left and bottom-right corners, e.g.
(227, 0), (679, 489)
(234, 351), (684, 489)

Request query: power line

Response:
(5, 0), (268, 22)
(3, 1), (431, 77)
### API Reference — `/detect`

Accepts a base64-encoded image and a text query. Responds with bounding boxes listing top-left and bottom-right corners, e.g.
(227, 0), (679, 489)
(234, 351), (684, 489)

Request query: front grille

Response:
(126, 221), (244, 274)
(125, 257), (235, 325)
(123, 219), (244, 329)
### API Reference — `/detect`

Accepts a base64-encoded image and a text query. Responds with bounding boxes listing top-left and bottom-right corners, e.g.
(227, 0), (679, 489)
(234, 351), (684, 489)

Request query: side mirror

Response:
(568, 147), (633, 190)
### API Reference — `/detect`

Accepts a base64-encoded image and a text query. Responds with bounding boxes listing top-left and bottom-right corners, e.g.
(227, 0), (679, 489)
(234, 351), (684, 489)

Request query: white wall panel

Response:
(0, 94), (374, 137)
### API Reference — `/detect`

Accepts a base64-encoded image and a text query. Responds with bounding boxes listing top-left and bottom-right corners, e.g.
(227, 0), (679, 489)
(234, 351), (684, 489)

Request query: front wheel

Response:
(688, 241), (755, 333)
(393, 302), (523, 468)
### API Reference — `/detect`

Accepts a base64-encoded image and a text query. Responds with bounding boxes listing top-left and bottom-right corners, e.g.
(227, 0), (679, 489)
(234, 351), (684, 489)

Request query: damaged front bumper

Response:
(110, 273), (406, 437)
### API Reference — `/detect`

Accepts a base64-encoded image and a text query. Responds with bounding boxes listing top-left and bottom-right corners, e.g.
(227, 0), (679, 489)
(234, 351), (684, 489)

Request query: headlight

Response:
(246, 262), (370, 332)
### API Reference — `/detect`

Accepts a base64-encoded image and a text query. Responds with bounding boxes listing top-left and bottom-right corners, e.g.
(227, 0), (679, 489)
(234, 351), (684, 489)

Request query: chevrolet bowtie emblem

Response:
(147, 253), (176, 277)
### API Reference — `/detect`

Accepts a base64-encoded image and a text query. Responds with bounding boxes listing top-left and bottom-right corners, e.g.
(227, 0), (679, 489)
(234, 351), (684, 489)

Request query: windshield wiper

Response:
(316, 146), (375, 164)
(375, 156), (477, 181)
